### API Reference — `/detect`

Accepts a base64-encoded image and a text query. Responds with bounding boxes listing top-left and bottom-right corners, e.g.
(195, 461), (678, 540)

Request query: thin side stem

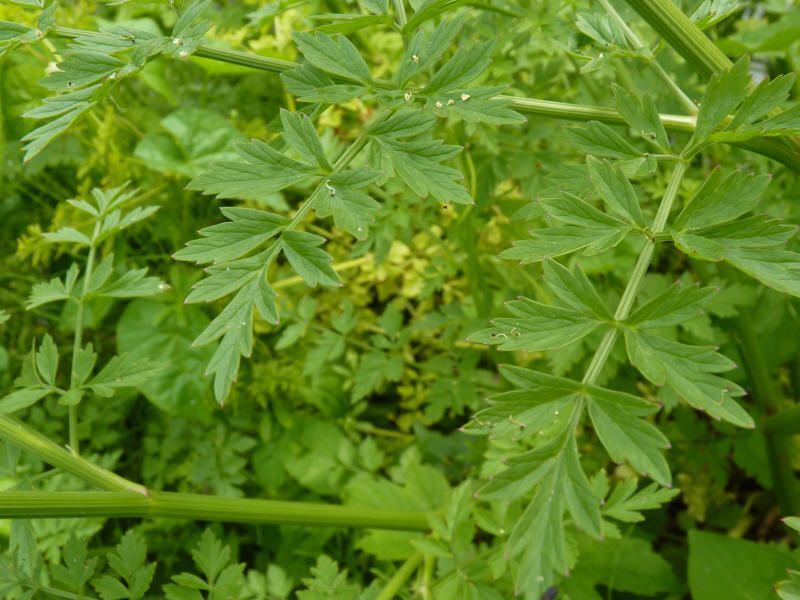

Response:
(582, 160), (688, 385)
(0, 415), (147, 494)
(392, 0), (408, 29)
(376, 553), (424, 600)
(621, 0), (731, 77)
(598, 0), (697, 114)
(68, 220), (101, 455)
(0, 491), (431, 530)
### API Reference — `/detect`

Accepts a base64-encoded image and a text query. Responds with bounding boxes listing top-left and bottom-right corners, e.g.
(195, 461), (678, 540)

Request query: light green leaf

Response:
(694, 56), (751, 140)
(293, 32), (372, 84)
(613, 84), (670, 150)
(174, 208), (289, 265)
(281, 231), (341, 287)
(587, 386), (671, 485)
(88, 354), (162, 397)
(586, 156), (646, 226)
(625, 330), (753, 428)
(279, 108), (330, 169)
(398, 15), (464, 86)
(566, 121), (643, 159)
(673, 168), (770, 231)
(35, 334), (59, 386)
(376, 136), (472, 204)
(627, 283), (716, 329)
(281, 63), (366, 104)
(314, 185), (380, 240)
(426, 87), (525, 125)
(188, 140), (318, 202)
(423, 39), (494, 94)
(542, 258), (613, 320)
(468, 297), (603, 352)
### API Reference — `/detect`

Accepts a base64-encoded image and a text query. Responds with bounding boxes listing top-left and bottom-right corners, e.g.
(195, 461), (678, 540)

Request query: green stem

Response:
(376, 553), (424, 600)
(582, 159), (688, 385)
(0, 415), (147, 494)
(598, 0), (698, 114)
(392, 0), (408, 29)
(736, 316), (800, 515)
(621, 0), (731, 77)
(621, 0), (800, 167)
(68, 220), (100, 455)
(0, 491), (431, 530)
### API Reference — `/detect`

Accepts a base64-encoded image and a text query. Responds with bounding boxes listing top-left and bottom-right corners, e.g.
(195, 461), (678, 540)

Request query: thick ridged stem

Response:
(0, 415), (147, 494)
(621, 0), (731, 77)
(0, 491), (431, 530)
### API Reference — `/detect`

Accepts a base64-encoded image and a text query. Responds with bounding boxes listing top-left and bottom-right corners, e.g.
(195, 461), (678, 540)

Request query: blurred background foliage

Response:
(0, 0), (800, 598)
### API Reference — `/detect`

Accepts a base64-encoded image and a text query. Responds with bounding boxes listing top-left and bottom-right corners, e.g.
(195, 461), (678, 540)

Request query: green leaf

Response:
(52, 534), (97, 593)
(467, 297), (603, 352)
(26, 265), (79, 309)
(542, 258), (613, 320)
(564, 439), (603, 537)
(625, 330), (753, 428)
(315, 184), (380, 240)
(586, 156), (646, 226)
(673, 168), (771, 232)
(188, 140), (318, 203)
(587, 386), (671, 485)
(423, 39), (494, 94)
(279, 109), (330, 169)
(0, 386), (51, 413)
(41, 51), (125, 91)
(293, 32), (372, 84)
(92, 531), (155, 600)
(164, 530), (245, 600)
(34, 334), (59, 386)
(375, 137), (472, 204)
(281, 231), (341, 287)
(613, 84), (670, 150)
(729, 73), (796, 129)
(626, 282), (716, 329)
(694, 56), (751, 140)
(566, 121), (643, 159)
(22, 103), (94, 162)
(398, 15), (464, 86)
(501, 226), (629, 263)
(88, 354), (162, 397)
(602, 479), (679, 523)
(673, 215), (800, 297)
(174, 208), (289, 265)
(688, 530), (795, 600)
(281, 64), (366, 104)
(426, 87), (525, 125)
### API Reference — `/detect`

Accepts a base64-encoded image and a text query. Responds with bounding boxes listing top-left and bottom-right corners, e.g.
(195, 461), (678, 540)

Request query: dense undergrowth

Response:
(1, 0), (800, 598)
